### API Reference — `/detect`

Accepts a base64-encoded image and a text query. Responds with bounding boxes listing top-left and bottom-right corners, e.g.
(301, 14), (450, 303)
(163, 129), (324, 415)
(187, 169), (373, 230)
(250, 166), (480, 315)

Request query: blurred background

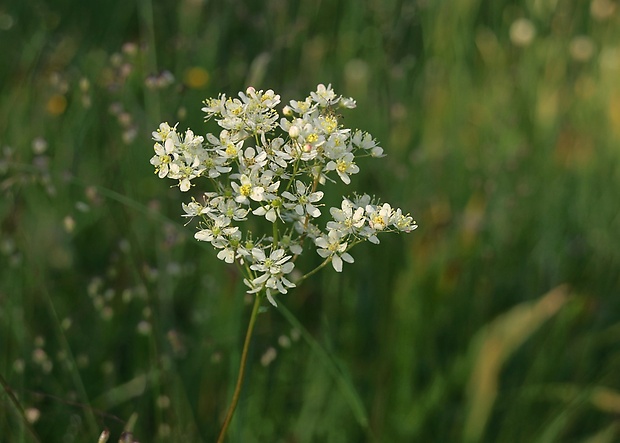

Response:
(1, 0), (620, 441)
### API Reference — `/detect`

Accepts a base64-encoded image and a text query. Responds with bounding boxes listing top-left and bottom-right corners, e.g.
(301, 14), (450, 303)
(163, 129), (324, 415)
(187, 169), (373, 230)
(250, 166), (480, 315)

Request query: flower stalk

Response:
(217, 294), (262, 443)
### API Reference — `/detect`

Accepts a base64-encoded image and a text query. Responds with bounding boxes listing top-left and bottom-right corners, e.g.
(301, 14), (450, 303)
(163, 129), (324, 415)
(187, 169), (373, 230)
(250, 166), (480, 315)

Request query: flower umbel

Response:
(150, 84), (417, 305)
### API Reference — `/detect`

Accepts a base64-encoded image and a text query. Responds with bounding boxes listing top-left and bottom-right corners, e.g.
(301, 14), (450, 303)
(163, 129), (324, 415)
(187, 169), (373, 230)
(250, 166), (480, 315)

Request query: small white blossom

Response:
(315, 230), (354, 272)
(231, 173), (265, 204)
(150, 138), (177, 178)
(279, 234), (303, 255)
(327, 198), (365, 235)
(216, 139), (244, 160)
(325, 152), (359, 184)
(281, 180), (324, 218)
(391, 208), (418, 233)
(216, 197), (249, 221)
(366, 203), (393, 231)
(213, 230), (244, 264)
(310, 83), (338, 107)
(252, 196), (284, 223)
(351, 130), (384, 157)
(201, 151), (232, 178)
(238, 147), (268, 174)
(323, 131), (350, 160)
(287, 98), (315, 115)
(182, 197), (215, 220)
(202, 95), (226, 117)
(195, 215), (238, 243)
(152, 122), (179, 143)
(248, 248), (296, 306)
(339, 97), (357, 109)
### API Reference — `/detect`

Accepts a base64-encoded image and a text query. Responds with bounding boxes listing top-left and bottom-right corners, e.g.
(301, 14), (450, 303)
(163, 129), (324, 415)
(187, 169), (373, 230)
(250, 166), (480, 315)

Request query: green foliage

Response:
(1, 0), (620, 441)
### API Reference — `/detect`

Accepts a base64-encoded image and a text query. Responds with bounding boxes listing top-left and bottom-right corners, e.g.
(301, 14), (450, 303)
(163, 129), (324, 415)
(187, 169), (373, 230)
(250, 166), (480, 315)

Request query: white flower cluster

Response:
(150, 84), (417, 306)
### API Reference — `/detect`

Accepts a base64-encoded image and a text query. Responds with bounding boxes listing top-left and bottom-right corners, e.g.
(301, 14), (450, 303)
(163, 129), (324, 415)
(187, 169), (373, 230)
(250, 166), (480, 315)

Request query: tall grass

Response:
(1, 0), (620, 441)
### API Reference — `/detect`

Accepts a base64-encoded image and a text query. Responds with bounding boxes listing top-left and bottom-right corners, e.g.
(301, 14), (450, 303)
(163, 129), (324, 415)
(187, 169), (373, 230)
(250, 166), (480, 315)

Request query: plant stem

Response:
(217, 294), (262, 443)
(272, 219), (279, 248)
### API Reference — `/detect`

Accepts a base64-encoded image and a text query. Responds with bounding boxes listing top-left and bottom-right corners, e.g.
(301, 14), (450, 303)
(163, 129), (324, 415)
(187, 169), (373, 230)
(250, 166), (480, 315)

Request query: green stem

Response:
(217, 294), (262, 443)
(296, 256), (333, 283)
(297, 239), (365, 283)
(272, 219), (279, 248)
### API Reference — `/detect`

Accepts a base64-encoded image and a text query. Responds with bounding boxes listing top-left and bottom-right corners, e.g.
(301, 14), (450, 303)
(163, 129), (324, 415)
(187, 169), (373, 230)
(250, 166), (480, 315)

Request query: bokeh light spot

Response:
(46, 94), (67, 115)
(184, 67), (209, 89)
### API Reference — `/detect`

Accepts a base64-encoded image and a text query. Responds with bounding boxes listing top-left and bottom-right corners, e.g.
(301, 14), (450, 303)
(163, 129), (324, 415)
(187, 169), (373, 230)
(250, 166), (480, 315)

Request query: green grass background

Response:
(1, 0), (620, 441)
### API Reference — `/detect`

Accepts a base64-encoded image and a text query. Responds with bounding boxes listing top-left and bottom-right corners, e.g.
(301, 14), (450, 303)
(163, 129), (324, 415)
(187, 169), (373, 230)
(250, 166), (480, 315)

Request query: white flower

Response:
(366, 203), (393, 231)
(241, 87), (281, 109)
(327, 198), (365, 235)
(293, 123), (326, 160)
(238, 88), (281, 134)
(314, 230), (354, 272)
(351, 193), (372, 207)
(339, 97), (357, 109)
(310, 83), (338, 107)
(257, 169), (281, 195)
(182, 197), (214, 220)
(151, 122), (179, 143)
(191, 145), (232, 178)
(150, 138), (177, 178)
(231, 173), (265, 204)
(261, 135), (293, 171)
(293, 218), (322, 239)
(248, 248), (296, 306)
(315, 114), (340, 135)
(202, 95), (226, 117)
(206, 129), (243, 152)
(195, 215), (238, 243)
(245, 109), (279, 134)
(216, 197), (249, 221)
(180, 129), (204, 151)
(156, 129), (210, 191)
(168, 160), (204, 192)
(287, 98), (315, 115)
(238, 147), (268, 174)
(216, 139), (244, 160)
(323, 131), (350, 160)
(281, 180), (324, 218)
(288, 125), (300, 139)
(391, 208), (418, 233)
(252, 196), (284, 223)
(279, 234), (303, 255)
(351, 130), (384, 157)
(325, 152), (359, 184)
(213, 230), (244, 264)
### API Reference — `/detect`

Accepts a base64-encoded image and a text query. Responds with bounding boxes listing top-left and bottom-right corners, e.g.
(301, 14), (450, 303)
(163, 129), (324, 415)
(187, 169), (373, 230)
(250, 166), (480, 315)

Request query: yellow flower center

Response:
(225, 143), (238, 157)
(240, 184), (252, 196)
(322, 115), (338, 133)
(372, 214), (386, 230)
(336, 159), (350, 173)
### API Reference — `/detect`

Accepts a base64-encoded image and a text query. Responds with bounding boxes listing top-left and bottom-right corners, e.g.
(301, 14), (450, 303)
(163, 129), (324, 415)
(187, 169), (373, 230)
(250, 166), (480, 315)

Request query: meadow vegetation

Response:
(1, 0), (620, 442)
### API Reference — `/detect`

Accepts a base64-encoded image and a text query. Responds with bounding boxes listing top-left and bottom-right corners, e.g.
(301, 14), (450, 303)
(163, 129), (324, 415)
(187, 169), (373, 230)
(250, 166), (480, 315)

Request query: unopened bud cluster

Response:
(151, 84), (416, 306)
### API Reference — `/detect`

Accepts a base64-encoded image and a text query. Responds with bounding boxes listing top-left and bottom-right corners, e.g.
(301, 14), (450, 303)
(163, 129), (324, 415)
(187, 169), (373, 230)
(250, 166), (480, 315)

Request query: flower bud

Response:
(288, 125), (300, 138)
